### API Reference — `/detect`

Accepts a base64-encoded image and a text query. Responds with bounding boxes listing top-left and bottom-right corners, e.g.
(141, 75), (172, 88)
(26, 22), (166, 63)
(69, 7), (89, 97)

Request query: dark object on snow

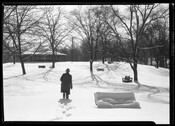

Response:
(108, 61), (113, 64)
(94, 92), (141, 108)
(97, 68), (104, 71)
(122, 76), (133, 82)
(38, 65), (45, 68)
(60, 68), (73, 99)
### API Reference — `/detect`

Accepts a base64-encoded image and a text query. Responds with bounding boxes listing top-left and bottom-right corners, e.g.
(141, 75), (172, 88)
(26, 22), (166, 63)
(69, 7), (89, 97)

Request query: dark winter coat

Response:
(60, 73), (72, 95)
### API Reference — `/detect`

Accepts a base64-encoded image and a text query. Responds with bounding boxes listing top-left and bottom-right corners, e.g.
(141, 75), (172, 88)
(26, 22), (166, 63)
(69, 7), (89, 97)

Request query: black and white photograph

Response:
(2, 3), (172, 124)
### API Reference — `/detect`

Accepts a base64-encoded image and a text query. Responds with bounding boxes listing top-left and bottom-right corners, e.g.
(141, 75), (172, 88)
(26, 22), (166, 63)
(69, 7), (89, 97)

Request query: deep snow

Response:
(3, 62), (169, 124)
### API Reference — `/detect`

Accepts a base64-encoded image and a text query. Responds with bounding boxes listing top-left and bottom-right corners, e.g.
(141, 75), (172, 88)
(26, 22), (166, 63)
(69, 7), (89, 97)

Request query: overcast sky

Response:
(57, 4), (169, 13)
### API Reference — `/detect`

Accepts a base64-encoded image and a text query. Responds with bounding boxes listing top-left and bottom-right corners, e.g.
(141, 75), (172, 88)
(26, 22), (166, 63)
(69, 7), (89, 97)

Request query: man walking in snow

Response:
(60, 68), (72, 99)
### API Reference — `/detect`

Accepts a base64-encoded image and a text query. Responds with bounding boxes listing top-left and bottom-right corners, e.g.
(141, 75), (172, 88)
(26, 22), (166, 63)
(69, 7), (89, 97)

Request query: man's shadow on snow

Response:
(58, 99), (72, 105)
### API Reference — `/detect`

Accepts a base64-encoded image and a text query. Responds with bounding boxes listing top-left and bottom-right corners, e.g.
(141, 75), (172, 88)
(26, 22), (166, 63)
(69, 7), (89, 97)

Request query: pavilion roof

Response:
(23, 50), (67, 56)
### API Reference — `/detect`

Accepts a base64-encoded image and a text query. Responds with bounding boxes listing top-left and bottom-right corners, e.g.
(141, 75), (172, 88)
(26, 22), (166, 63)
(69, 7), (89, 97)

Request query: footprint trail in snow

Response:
(54, 99), (76, 120)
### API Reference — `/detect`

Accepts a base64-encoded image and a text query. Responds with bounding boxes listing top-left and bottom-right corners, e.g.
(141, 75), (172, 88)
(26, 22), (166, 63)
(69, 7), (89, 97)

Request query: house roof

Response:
(23, 50), (67, 56)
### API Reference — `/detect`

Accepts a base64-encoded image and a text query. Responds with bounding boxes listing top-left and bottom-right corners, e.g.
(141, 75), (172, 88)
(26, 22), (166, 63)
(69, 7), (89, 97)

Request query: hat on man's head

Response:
(66, 68), (70, 72)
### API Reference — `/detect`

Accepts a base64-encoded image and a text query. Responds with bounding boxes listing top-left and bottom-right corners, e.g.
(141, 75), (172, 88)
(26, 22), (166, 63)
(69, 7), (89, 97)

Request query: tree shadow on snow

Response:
(147, 94), (169, 104)
(90, 71), (137, 89)
(22, 68), (54, 81)
(3, 74), (24, 80)
(133, 82), (169, 104)
(145, 66), (169, 77)
(3, 63), (15, 68)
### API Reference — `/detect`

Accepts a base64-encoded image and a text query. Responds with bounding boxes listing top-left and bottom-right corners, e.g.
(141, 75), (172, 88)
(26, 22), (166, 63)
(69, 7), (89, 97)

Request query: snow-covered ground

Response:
(3, 62), (169, 124)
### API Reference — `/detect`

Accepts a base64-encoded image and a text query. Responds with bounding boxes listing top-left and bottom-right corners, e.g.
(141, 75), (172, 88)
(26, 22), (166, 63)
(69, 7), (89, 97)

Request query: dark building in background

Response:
(22, 50), (67, 62)
(3, 50), (67, 63)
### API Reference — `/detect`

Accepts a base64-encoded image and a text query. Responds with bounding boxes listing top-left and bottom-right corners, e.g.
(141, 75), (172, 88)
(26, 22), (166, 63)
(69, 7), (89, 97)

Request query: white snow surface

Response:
(3, 62), (169, 124)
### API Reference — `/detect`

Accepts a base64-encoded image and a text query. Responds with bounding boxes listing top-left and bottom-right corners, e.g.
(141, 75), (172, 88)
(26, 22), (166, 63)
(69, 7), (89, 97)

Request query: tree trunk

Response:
(52, 42), (55, 68)
(52, 54), (55, 68)
(133, 63), (138, 83)
(13, 43), (16, 64)
(129, 61), (138, 84)
(19, 55), (26, 75)
(102, 53), (105, 64)
(13, 53), (16, 64)
(159, 57), (164, 67)
(155, 57), (159, 68)
(17, 34), (26, 74)
(71, 37), (74, 62)
(164, 57), (166, 68)
(90, 60), (93, 72)
(155, 47), (159, 68)
(150, 57), (153, 66)
(165, 57), (168, 68)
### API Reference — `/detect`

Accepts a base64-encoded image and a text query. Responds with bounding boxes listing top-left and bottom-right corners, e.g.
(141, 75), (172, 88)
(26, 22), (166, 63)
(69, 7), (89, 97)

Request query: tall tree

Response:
(3, 5), (43, 74)
(106, 4), (168, 84)
(140, 19), (169, 68)
(69, 6), (98, 72)
(91, 6), (114, 63)
(37, 6), (73, 68)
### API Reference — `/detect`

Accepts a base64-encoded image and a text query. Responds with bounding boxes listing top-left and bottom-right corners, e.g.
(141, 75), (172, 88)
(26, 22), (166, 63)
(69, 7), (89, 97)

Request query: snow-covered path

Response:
(3, 62), (169, 124)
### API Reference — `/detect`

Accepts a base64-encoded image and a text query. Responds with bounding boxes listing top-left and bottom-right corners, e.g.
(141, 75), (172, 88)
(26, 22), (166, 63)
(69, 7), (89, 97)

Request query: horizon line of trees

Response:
(59, 37), (169, 68)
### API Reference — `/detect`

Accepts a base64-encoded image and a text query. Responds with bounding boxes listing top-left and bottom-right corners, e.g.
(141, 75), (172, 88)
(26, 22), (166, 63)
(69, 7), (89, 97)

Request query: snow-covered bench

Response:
(94, 92), (141, 108)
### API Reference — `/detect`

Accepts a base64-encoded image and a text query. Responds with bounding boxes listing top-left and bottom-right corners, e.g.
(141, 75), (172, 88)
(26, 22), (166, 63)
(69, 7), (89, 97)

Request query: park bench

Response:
(97, 68), (104, 71)
(122, 76), (133, 82)
(94, 92), (141, 108)
(38, 65), (46, 68)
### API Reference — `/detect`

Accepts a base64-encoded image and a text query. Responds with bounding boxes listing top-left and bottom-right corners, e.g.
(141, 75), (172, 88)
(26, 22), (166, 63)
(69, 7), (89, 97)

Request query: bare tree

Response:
(91, 6), (114, 63)
(3, 5), (17, 21)
(105, 4), (168, 84)
(98, 5), (127, 62)
(3, 6), (17, 64)
(37, 6), (73, 68)
(3, 5), (44, 74)
(141, 19), (169, 68)
(69, 6), (98, 72)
